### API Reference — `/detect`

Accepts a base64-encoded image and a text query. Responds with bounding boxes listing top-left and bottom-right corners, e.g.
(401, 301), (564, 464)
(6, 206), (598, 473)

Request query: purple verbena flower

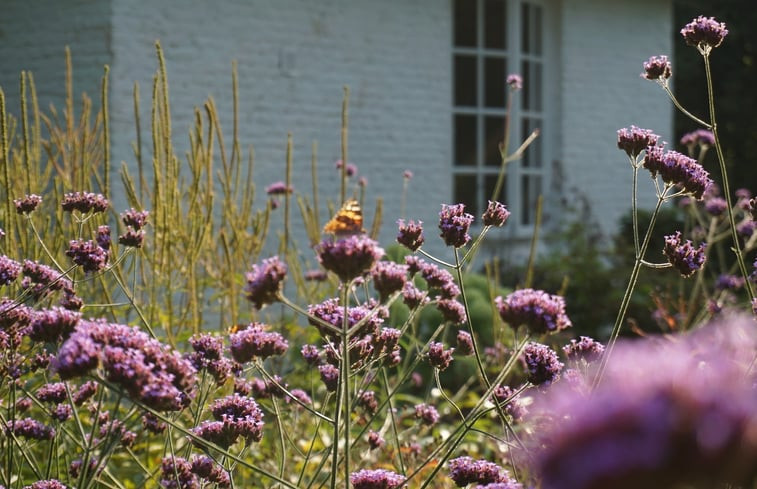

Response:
(72, 381), (97, 405)
(367, 430), (385, 450)
(349, 469), (406, 489)
(358, 390), (378, 414)
(494, 288), (572, 335)
(641, 55), (672, 81)
(681, 16), (728, 51)
(51, 404), (72, 422)
(24, 481), (68, 489)
(414, 403), (440, 426)
(448, 456), (512, 487)
(29, 307), (81, 343)
(396, 219), (425, 251)
(403, 170), (413, 179)
(319, 364), (339, 392)
(506, 73), (523, 91)
(14, 194), (42, 214)
(335, 160), (358, 177)
(715, 274), (744, 291)
(643, 147), (713, 199)
(301, 344), (321, 365)
(190, 455), (229, 486)
(6, 417), (55, 440)
(118, 229), (145, 248)
(439, 203), (474, 248)
(663, 231), (706, 277)
(482, 200), (510, 227)
(427, 342), (454, 370)
(229, 322), (288, 362)
(65, 239), (108, 273)
(0, 255), (21, 286)
(492, 384), (527, 420)
(121, 208), (150, 229)
(160, 456), (198, 489)
(436, 298), (467, 324)
(402, 282), (429, 309)
(61, 192), (109, 214)
(265, 181), (294, 195)
(456, 330), (474, 356)
(371, 261), (408, 301)
(680, 129), (715, 148)
(36, 382), (67, 404)
(316, 235), (384, 282)
(617, 126), (660, 159)
(522, 342), (563, 386)
(562, 336), (605, 364)
(704, 197), (727, 216)
(244, 256), (287, 309)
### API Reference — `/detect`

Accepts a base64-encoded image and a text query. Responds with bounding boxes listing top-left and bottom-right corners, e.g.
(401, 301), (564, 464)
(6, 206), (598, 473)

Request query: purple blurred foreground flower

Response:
(681, 16), (728, 51)
(680, 129), (715, 148)
(495, 288), (572, 335)
(350, 469), (405, 489)
(643, 146), (713, 199)
(617, 126), (660, 159)
(244, 256), (287, 309)
(663, 231), (706, 277)
(439, 203), (474, 248)
(530, 315), (757, 489)
(316, 235), (384, 282)
(641, 55), (672, 81)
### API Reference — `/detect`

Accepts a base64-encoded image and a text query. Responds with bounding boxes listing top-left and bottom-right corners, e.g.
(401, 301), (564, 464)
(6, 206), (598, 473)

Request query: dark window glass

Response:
(484, 0), (506, 49)
(521, 60), (542, 111)
(521, 3), (531, 54)
(454, 0), (477, 47)
(455, 55), (477, 106)
(484, 57), (506, 108)
(455, 173), (479, 216)
(484, 116), (505, 167)
(455, 115), (478, 167)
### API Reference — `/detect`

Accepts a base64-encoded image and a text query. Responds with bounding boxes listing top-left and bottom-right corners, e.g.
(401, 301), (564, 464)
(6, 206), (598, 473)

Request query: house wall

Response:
(558, 0), (674, 240)
(108, 0), (453, 259)
(0, 0), (112, 129)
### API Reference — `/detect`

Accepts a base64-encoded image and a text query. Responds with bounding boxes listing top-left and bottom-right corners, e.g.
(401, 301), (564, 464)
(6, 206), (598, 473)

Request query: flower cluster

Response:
(6, 417), (55, 441)
(0, 255), (21, 286)
(370, 261), (408, 301)
(61, 192), (109, 213)
(24, 481), (67, 489)
(316, 235), (384, 282)
(643, 146), (713, 199)
(641, 55), (672, 81)
(396, 219), (424, 251)
(617, 126), (660, 160)
(427, 342), (454, 371)
(438, 203), (474, 248)
(229, 322), (288, 362)
(680, 129), (715, 148)
(119, 208), (149, 247)
(14, 194), (42, 214)
(531, 316), (757, 489)
(482, 200), (510, 227)
(522, 342), (563, 386)
(65, 239), (108, 273)
(265, 181), (293, 195)
(192, 394), (265, 448)
(54, 319), (196, 411)
(448, 457), (517, 487)
(663, 231), (706, 277)
(494, 288), (572, 335)
(244, 256), (287, 309)
(350, 469), (406, 489)
(186, 333), (232, 385)
(456, 330), (474, 356)
(506, 73), (523, 91)
(21, 260), (74, 303)
(414, 403), (440, 426)
(492, 385), (527, 421)
(562, 336), (605, 364)
(681, 15), (728, 51)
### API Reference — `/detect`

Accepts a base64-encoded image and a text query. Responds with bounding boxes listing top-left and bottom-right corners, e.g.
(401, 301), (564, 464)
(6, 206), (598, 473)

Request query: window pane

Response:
(521, 174), (542, 225)
(455, 115), (477, 167)
(521, 60), (542, 111)
(521, 117), (542, 167)
(484, 57), (506, 108)
(485, 173), (506, 205)
(484, 0), (506, 50)
(455, 173), (479, 217)
(521, 3), (531, 54)
(455, 55), (477, 107)
(484, 116), (505, 167)
(454, 0), (477, 47)
(522, 3), (544, 55)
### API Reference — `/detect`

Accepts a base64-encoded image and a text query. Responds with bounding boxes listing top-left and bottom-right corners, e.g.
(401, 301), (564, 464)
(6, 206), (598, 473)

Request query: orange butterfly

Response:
(322, 199), (365, 236)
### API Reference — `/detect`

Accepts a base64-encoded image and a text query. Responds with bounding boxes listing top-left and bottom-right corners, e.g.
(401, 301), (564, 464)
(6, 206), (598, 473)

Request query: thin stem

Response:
(702, 53), (754, 300)
(631, 161), (640, 257)
(453, 248), (490, 390)
(663, 84), (711, 129)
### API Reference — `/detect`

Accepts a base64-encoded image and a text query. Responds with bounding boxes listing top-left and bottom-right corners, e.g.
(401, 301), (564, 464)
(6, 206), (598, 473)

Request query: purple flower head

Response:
(531, 316), (757, 489)
(24, 481), (68, 489)
(22, 260), (71, 293)
(6, 417), (55, 440)
(367, 430), (385, 450)
(370, 261), (408, 301)
(94, 225), (111, 251)
(482, 200), (510, 227)
(562, 336), (605, 364)
(53, 332), (100, 379)
(396, 219), (425, 251)
(61, 192), (108, 214)
(357, 390), (378, 414)
(680, 129), (715, 148)
(643, 147), (713, 199)
(36, 382), (67, 404)
(506, 73), (523, 91)
(456, 330), (474, 355)
(189, 333), (224, 361)
(448, 456), (512, 486)
(287, 388), (312, 407)
(69, 457), (99, 479)
(492, 385), (527, 421)
(522, 342), (563, 386)
(641, 55), (672, 81)
(190, 455), (229, 486)
(704, 196), (727, 216)
(316, 235), (384, 282)
(51, 404), (72, 422)
(118, 229), (145, 248)
(307, 298), (384, 340)
(359, 176), (368, 187)
(439, 203), (474, 248)
(663, 231), (706, 277)
(160, 456), (197, 489)
(72, 381), (97, 405)
(121, 208), (150, 229)
(0, 255), (21, 286)
(319, 364), (339, 392)
(414, 403), (440, 426)
(265, 181), (294, 195)
(301, 344), (321, 365)
(427, 342), (454, 370)
(350, 469), (406, 489)
(681, 16), (728, 51)
(229, 322), (288, 362)
(419, 261), (458, 297)
(244, 256), (287, 309)
(403, 169), (413, 180)
(14, 194), (42, 214)
(494, 288), (572, 334)
(436, 298), (467, 324)
(335, 159), (358, 177)
(65, 239), (108, 273)
(191, 394), (265, 446)
(401, 282), (429, 309)
(29, 307), (81, 343)
(617, 126), (660, 159)
(715, 274), (744, 291)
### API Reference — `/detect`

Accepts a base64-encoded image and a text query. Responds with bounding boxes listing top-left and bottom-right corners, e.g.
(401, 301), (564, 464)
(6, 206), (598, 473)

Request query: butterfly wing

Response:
(323, 199), (364, 235)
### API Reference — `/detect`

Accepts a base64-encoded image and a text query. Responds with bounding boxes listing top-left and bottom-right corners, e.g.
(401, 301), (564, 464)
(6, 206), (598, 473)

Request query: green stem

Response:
(702, 54), (754, 300)
(663, 84), (711, 129)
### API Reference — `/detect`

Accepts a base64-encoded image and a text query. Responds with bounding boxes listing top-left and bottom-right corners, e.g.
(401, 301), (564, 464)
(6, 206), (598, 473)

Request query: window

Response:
(453, 0), (547, 230)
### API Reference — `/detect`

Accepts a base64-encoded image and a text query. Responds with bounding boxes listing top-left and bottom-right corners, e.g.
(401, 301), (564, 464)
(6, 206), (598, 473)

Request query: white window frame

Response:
(452, 0), (554, 238)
